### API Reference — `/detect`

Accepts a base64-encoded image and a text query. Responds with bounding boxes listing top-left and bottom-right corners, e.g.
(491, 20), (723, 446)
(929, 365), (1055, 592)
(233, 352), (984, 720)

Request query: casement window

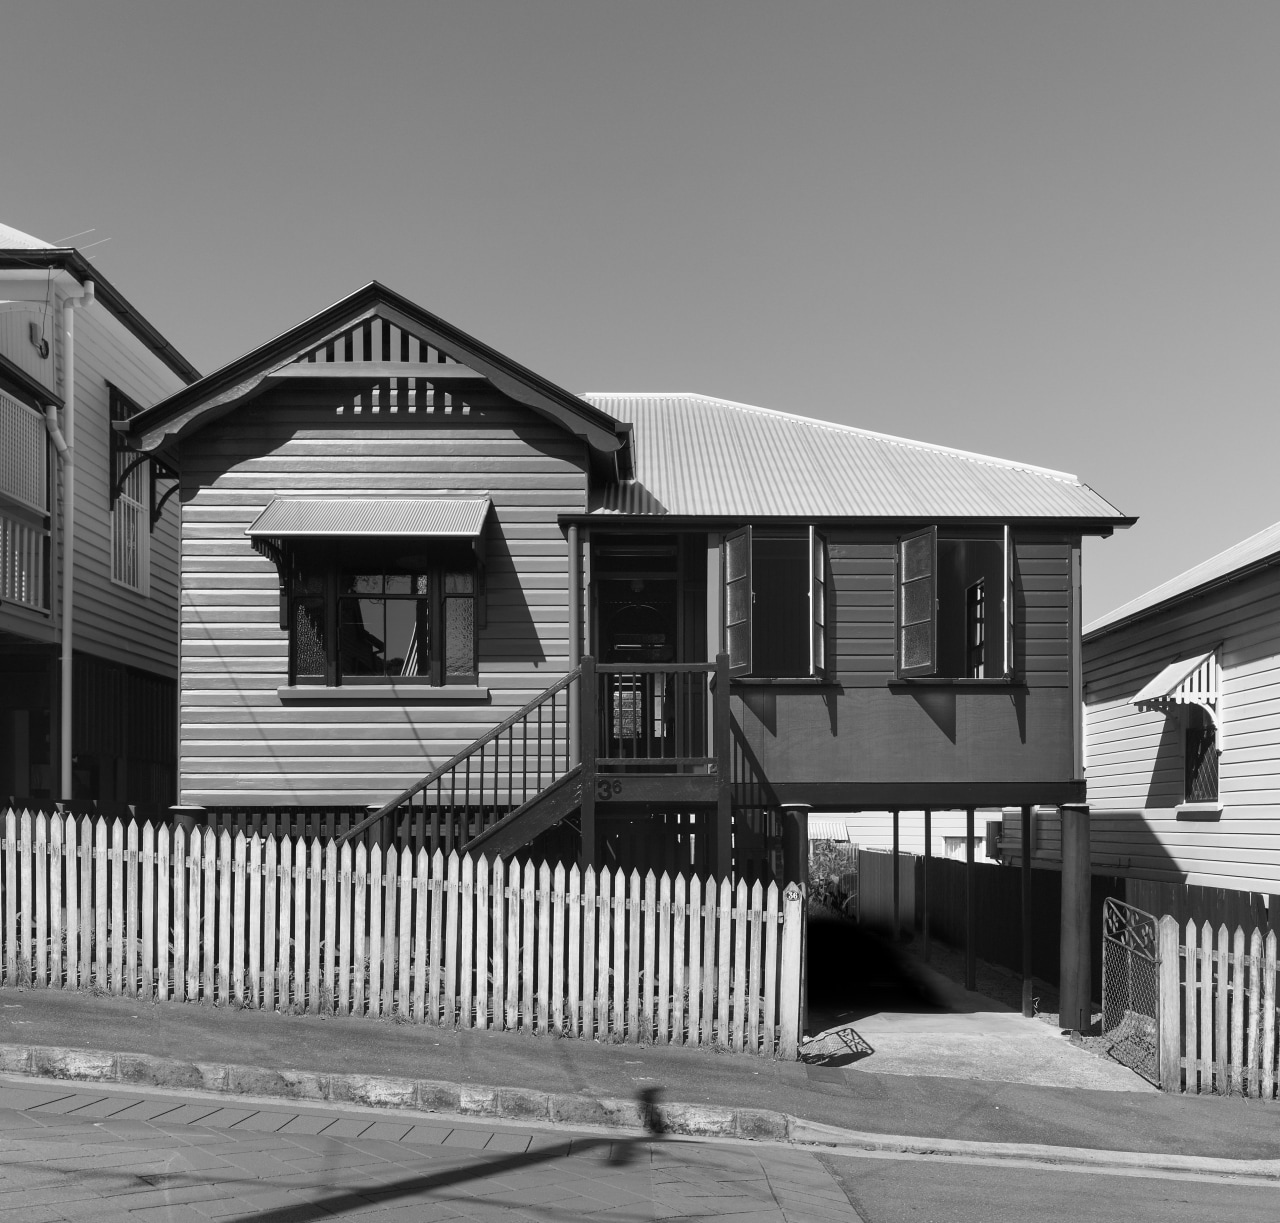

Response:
(0, 389), (50, 611)
(896, 526), (1013, 679)
(724, 526), (827, 679)
(288, 550), (478, 687)
(109, 386), (150, 594)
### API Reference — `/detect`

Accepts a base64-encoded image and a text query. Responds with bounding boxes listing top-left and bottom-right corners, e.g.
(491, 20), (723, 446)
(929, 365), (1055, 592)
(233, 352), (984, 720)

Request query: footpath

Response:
(3, 964), (1280, 1179)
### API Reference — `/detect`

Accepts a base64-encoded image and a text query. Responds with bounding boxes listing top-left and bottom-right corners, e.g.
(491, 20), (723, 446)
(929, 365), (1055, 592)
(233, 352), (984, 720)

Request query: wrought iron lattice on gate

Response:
(1102, 898), (1161, 1085)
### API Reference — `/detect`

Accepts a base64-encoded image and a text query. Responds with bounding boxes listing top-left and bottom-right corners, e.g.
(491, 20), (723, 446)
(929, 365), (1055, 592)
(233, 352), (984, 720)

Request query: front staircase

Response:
(342, 656), (743, 872)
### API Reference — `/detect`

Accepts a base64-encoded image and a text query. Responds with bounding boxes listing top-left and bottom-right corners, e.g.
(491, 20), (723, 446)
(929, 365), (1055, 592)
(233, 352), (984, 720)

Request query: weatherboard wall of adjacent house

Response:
(177, 384), (587, 807)
(0, 288), (185, 672)
(1083, 560), (1280, 892)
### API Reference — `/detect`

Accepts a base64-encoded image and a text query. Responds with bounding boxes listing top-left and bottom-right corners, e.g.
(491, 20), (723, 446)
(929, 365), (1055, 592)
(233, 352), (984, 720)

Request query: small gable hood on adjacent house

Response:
(124, 282), (1132, 530)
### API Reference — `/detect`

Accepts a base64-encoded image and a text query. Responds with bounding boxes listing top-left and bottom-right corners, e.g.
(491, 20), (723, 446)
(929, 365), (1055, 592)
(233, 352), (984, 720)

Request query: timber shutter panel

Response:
(810, 527), (828, 679)
(897, 527), (937, 677)
(725, 526), (752, 676)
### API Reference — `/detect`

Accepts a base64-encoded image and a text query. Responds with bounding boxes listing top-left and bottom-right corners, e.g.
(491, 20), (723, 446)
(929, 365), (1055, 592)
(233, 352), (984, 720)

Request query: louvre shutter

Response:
(1003, 525), (1015, 678)
(724, 526), (752, 677)
(897, 527), (937, 677)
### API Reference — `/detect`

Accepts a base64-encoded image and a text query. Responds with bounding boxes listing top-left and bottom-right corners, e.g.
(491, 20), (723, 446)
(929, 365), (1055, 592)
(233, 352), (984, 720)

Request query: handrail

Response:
(339, 665), (581, 844)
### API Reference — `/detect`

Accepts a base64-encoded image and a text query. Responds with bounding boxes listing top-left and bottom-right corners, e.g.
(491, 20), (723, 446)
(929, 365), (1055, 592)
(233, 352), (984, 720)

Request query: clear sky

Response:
(3, 1), (1277, 624)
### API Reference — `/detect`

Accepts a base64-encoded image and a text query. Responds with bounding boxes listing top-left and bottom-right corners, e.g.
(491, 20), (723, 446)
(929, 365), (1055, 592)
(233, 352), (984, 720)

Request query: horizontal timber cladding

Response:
(65, 301), (186, 676)
(178, 387), (589, 806)
(1084, 560), (1280, 893)
(734, 530), (1077, 793)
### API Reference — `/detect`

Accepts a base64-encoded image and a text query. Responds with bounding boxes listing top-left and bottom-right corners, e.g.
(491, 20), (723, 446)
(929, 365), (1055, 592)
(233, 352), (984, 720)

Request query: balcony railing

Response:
(594, 662), (717, 771)
(1, 509), (47, 611)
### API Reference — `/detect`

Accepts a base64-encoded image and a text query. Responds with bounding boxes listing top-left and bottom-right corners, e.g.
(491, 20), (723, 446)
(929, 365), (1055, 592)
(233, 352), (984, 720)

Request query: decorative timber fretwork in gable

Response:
(288, 314), (482, 416)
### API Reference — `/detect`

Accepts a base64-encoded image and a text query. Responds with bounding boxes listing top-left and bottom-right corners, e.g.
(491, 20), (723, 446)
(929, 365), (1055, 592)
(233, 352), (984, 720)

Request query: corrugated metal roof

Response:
(580, 394), (1127, 521)
(1085, 519), (1280, 637)
(0, 222), (53, 250)
(808, 817), (851, 841)
(246, 497), (491, 538)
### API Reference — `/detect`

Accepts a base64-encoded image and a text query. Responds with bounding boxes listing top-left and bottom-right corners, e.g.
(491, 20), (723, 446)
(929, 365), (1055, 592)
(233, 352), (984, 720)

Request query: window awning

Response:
(1131, 651), (1218, 706)
(1131, 650), (1221, 738)
(245, 497), (491, 539)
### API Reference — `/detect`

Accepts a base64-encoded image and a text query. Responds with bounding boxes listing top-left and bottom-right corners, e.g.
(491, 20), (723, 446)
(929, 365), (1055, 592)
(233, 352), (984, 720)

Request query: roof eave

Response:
(0, 248), (200, 384)
(1084, 548), (1280, 642)
(125, 282), (629, 461)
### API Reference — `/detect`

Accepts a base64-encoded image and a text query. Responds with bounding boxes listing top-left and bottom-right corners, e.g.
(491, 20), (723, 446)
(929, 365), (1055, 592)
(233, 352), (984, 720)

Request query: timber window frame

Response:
(108, 386), (150, 595)
(723, 525), (829, 680)
(895, 526), (1014, 681)
(286, 548), (479, 688)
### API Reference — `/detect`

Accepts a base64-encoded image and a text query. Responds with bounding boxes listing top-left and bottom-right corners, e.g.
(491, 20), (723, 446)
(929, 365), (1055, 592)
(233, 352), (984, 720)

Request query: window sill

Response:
(888, 677), (1025, 689)
(730, 677), (836, 687)
(1176, 803), (1222, 822)
(278, 684), (491, 704)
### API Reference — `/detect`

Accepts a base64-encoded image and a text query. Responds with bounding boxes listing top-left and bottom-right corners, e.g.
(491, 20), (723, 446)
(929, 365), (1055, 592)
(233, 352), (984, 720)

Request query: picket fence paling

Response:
(1157, 913), (1280, 1099)
(0, 808), (803, 1057)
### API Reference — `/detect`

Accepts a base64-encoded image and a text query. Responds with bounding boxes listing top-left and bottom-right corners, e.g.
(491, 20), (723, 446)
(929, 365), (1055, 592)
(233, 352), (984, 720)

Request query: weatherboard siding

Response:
(178, 387), (587, 806)
(733, 531), (1078, 795)
(67, 302), (184, 677)
(1084, 562), (1280, 892)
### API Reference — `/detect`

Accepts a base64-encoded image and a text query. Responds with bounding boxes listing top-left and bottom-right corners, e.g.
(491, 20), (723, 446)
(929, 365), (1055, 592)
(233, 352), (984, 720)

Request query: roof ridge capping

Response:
(583, 392), (1083, 485)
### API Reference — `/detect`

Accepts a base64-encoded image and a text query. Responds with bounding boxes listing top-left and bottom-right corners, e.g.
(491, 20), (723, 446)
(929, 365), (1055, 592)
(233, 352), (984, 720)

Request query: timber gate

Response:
(1101, 898), (1161, 1085)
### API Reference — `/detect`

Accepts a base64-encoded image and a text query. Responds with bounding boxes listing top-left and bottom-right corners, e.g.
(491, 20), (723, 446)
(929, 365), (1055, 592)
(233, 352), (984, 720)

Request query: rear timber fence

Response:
(0, 809), (804, 1058)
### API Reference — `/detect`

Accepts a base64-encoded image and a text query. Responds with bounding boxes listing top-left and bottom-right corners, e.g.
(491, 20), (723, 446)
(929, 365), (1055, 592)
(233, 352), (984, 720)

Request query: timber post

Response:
(1020, 804), (1034, 1017)
(713, 652), (732, 878)
(922, 808), (931, 963)
(891, 808), (900, 941)
(965, 806), (976, 991)
(1059, 803), (1092, 1033)
(578, 655), (597, 870)
(778, 882), (805, 1059)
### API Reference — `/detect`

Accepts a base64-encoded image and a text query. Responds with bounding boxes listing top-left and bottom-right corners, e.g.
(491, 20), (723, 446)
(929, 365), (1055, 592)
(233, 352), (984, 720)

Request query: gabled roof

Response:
(125, 282), (629, 470)
(1085, 519), (1280, 639)
(580, 393), (1131, 525)
(0, 222), (200, 384)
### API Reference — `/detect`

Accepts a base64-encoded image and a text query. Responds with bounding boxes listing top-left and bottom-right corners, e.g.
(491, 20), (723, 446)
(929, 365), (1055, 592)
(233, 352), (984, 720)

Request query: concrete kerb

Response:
(8, 1041), (1280, 1182)
(0, 1043), (785, 1143)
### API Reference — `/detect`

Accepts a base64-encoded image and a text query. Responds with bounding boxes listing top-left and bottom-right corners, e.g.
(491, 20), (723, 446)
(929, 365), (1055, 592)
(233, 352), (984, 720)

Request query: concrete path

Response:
(807, 961), (1154, 1092)
(0, 1077), (858, 1221)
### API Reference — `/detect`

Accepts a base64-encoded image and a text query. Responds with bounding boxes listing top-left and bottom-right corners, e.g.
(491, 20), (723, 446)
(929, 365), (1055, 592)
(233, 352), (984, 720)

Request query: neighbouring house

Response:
(121, 281), (1131, 883)
(1080, 519), (1280, 898)
(0, 222), (199, 808)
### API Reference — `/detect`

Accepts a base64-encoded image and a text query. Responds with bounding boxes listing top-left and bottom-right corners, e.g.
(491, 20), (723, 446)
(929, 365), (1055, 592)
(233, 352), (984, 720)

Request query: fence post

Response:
(778, 882), (804, 1058)
(1158, 914), (1181, 1093)
(579, 655), (597, 870)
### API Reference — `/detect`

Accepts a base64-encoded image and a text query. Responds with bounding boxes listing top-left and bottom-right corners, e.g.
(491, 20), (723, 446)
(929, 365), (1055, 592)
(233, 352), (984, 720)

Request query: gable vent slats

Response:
(300, 318), (458, 367)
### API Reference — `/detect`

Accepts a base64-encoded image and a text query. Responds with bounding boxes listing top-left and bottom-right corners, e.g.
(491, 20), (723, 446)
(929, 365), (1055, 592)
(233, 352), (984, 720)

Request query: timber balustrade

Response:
(0, 807), (805, 1057)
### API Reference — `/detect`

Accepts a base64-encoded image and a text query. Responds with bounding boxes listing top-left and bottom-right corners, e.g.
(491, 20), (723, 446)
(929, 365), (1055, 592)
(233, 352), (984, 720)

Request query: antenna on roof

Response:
(52, 228), (96, 245)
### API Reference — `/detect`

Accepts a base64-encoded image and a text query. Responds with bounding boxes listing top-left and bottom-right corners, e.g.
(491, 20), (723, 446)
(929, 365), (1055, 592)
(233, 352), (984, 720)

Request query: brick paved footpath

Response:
(0, 1076), (859, 1222)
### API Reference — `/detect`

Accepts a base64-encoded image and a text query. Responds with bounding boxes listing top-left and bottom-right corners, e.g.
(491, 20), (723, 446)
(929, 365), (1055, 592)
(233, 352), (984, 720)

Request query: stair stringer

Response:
(463, 763), (584, 859)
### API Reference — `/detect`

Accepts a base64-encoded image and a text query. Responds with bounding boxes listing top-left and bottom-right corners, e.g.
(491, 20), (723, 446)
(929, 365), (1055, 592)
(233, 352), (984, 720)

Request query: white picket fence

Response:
(1159, 915), (1280, 1096)
(0, 809), (804, 1057)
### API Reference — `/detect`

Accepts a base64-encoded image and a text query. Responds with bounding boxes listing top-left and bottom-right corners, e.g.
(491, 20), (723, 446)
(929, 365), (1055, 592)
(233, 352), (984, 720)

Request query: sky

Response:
(2, 1), (1277, 625)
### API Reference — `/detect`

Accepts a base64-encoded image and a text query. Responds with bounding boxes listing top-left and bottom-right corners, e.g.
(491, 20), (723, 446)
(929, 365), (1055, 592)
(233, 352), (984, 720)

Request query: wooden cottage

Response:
(123, 283), (1131, 882)
(1082, 520), (1280, 896)
(0, 223), (198, 808)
